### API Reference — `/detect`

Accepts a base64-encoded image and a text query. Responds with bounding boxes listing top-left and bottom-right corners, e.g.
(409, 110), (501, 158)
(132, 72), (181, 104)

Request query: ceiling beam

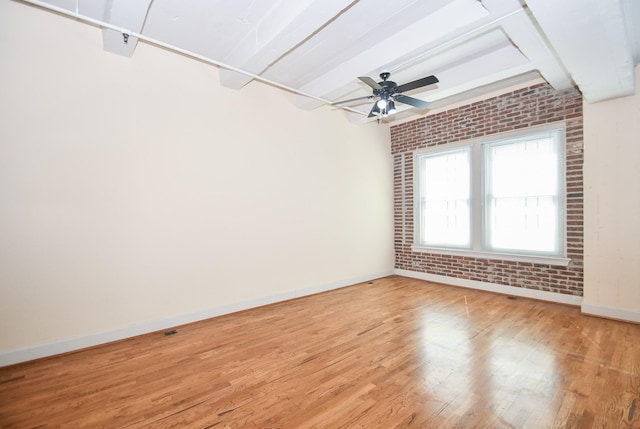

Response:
(101, 0), (153, 58)
(621, 0), (640, 63)
(524, 0), (636, 102)
(498, 8), (573, 90)
(219, 0), (356, 90)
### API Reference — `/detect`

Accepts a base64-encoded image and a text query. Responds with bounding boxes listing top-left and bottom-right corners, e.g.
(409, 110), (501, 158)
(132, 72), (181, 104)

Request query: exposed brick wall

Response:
(391, 83), (584, 296)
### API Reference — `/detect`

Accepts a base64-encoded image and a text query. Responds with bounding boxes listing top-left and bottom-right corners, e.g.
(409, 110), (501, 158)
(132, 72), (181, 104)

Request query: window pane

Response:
(419, 148), (470, 247)
(484, 137), (561, 254)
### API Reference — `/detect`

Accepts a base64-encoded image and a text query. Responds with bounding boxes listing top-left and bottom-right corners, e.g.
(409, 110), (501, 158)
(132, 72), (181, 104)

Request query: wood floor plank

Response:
(1, 275), (639, 428)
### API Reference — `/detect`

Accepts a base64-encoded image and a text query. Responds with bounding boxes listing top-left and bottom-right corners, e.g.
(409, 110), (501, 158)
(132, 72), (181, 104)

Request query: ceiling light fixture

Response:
(387, 99), (397, 114)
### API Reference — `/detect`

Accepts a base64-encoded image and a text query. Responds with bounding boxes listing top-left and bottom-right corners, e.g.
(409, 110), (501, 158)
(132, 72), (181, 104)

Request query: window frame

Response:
(412, 123), (570, 267)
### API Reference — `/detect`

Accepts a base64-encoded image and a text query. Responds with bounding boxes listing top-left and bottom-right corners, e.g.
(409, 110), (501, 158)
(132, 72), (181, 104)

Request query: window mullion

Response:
(471, 142), (483, 251)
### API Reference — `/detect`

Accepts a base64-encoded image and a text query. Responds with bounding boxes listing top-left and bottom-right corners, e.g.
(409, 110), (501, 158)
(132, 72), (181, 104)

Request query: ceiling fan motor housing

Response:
(377, 72), (397, 98)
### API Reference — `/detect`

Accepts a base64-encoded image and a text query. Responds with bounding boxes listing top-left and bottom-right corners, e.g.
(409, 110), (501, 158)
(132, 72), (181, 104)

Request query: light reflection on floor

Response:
(416, 296), (562, 426)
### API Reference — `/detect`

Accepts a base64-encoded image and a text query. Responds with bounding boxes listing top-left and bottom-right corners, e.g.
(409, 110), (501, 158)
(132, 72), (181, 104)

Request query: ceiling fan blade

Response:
(396, 75), (439, 93)
(358, 76), (382, 90)
(395, 94), (430, 109)
(331, 95), (373, 105)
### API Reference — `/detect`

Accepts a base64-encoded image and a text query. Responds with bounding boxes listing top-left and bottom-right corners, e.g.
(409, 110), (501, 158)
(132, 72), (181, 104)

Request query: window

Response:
(414, 125), (566, 261)
(417, 147), (470, 248)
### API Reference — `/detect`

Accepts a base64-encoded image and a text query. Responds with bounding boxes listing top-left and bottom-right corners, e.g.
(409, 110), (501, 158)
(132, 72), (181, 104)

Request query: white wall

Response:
(0, 2), (394, 363)
(583, 65), (640, 322)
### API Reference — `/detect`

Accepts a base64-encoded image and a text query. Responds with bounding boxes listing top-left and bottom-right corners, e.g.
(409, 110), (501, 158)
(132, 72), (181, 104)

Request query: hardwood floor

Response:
(1, 275), (639, 428)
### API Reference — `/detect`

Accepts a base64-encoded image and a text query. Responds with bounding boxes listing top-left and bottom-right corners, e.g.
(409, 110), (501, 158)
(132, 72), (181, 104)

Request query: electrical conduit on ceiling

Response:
(19, 0), (369, 117)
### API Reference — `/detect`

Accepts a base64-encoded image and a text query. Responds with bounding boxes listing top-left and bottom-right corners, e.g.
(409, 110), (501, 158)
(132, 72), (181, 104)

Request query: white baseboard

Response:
(581, 303), (640, 324)
(395, 269), (640, 324)
(394, 269), (584, 306)
(0, 270), (394, 367)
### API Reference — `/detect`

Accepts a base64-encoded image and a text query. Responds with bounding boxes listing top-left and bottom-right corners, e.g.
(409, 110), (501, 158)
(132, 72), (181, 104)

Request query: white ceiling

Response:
(19, 0), (640, 124)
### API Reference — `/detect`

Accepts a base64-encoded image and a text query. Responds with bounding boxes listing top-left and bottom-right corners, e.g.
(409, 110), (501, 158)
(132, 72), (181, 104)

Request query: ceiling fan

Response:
(333, 72), (439, 118)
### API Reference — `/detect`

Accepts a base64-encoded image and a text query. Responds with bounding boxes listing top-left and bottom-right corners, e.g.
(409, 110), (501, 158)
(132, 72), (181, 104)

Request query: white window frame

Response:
(412, 123), (570, 267)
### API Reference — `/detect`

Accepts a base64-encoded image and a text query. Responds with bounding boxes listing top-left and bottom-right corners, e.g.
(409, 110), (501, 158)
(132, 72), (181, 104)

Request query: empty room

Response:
(1, 0), (639, 427)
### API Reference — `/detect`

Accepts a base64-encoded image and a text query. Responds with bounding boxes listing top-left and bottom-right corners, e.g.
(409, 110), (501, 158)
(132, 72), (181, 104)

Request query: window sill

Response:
(410, 246), (571, 267)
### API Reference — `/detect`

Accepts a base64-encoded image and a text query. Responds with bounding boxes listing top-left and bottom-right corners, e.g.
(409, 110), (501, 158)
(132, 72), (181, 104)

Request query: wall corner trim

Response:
(394, 269), (584, 306)
(0, 270), (394, 367)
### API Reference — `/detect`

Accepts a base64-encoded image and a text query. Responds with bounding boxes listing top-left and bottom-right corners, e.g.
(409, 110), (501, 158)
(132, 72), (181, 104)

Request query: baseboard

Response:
(394, 269), (584, 306)
(581, 303), (640, 324)
(0, 270), (394, 367)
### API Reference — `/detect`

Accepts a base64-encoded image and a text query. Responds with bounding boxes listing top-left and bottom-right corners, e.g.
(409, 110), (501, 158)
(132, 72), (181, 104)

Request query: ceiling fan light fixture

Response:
(387, 100), (397, 114)
(376, 98), (387, 109)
